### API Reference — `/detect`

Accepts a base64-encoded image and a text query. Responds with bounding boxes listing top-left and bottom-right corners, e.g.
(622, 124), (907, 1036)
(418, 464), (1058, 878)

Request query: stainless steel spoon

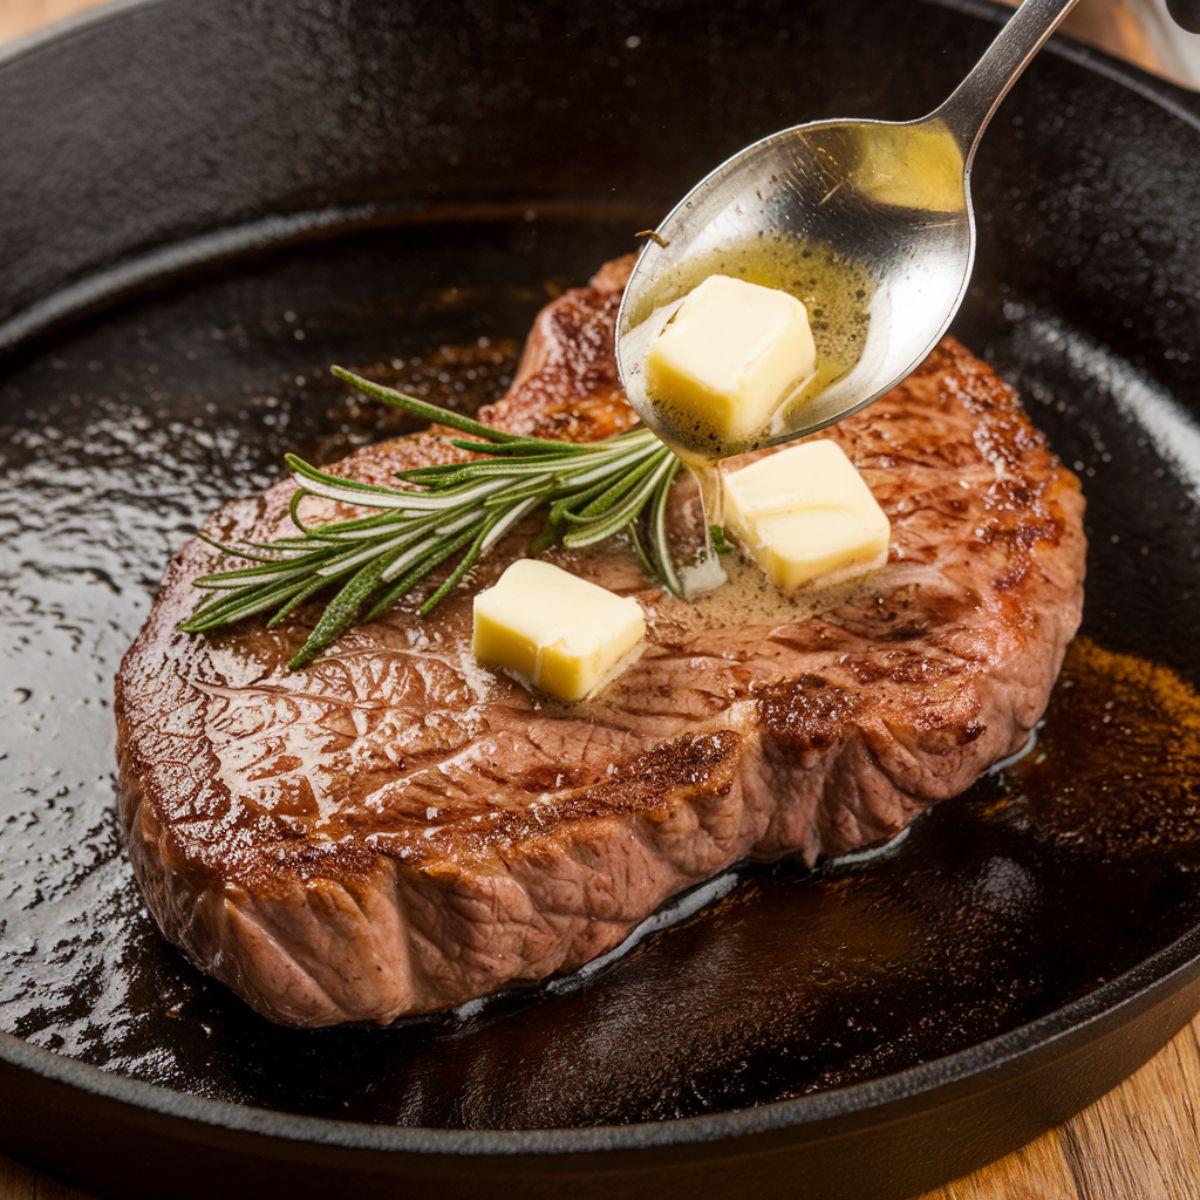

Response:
(615, 0), (1081, 458)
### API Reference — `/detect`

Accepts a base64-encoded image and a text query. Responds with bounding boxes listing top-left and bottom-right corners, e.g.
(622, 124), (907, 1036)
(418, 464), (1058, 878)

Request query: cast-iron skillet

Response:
(2, 1), (1199, 1196)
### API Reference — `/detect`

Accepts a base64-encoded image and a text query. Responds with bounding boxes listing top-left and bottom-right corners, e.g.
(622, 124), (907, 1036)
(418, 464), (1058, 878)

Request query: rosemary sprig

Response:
(179, 366), (688, 668)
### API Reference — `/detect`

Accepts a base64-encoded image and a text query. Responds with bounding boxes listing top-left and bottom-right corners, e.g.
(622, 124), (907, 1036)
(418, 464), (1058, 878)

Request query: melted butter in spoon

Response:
(621, 232), (876, 463)
(619, 233), (876, 594)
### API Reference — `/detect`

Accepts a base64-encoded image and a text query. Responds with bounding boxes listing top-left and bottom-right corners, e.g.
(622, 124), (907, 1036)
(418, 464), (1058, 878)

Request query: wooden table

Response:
(2, 2), (1197, 1197)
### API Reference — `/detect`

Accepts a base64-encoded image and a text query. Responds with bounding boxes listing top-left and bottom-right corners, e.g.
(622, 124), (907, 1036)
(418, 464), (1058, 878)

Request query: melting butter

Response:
(623, 232), (876, 464)
(621, 233), (877, 592)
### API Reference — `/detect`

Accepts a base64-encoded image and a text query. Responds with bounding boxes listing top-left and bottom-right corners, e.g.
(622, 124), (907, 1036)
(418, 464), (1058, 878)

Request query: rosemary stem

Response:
(184, 365), (691, 667)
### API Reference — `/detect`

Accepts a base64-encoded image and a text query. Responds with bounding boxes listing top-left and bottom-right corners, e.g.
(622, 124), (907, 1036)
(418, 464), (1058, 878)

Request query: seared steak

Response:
(115, 257), (1086, 1028)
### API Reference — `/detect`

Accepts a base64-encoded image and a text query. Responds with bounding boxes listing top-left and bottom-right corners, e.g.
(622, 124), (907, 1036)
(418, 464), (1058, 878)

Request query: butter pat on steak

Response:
(115, 257), (1086, 1028)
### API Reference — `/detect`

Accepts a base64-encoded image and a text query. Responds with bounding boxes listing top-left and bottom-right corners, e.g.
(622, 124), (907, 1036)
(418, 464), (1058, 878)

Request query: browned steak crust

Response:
(115, 258), (1086, 1027)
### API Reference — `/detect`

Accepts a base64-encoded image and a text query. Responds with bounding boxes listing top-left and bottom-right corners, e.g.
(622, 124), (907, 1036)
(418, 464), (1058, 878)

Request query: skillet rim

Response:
(2, 0), (1199, 1160)
(3, 924), (1200, 1155)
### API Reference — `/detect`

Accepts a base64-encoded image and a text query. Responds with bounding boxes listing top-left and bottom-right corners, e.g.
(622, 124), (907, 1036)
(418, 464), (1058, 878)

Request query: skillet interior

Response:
(1, 0), (1199, 1189)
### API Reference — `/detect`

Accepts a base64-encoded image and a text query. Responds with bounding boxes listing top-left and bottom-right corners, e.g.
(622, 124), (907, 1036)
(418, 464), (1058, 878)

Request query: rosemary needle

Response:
(179, 366), (691, 669)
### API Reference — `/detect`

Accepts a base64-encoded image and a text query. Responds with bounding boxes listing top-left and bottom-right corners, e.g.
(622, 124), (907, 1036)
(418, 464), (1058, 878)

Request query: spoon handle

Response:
(934, 0), (1081, 160)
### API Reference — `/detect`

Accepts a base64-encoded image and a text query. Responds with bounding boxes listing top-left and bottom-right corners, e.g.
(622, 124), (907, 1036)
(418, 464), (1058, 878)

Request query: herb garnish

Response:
(179, 367), (692, 668)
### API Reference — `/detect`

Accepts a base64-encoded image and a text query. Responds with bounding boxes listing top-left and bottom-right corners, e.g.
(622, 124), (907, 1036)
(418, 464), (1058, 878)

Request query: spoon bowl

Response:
(616, 0), (1081, 458)
(616, 116), (972, 455)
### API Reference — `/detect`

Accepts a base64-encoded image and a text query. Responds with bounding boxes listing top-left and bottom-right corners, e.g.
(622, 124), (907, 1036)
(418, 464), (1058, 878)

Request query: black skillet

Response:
(2, 1), (1199, 1197)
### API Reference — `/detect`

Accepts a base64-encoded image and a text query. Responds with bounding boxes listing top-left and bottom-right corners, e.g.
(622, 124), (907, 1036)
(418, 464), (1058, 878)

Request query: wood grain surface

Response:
(1, 1), (1197, 1197)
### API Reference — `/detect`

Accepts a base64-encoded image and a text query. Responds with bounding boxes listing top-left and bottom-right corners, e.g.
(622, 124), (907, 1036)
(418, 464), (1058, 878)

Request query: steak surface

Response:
(116, 257), (1086, 1028)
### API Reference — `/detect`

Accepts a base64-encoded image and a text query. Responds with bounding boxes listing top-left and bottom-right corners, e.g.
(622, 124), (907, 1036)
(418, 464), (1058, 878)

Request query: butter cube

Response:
(473, 559), (646, 702)
(645, 274), (816, 447)
(722, 440), (890, 589)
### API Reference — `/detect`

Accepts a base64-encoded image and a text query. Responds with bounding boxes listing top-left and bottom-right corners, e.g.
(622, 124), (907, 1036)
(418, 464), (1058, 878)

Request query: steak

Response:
(115, 257), (1086, 1028)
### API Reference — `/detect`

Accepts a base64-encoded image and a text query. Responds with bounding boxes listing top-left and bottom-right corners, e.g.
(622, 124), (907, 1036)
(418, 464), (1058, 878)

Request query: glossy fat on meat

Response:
(115, 257), (1086, 1027)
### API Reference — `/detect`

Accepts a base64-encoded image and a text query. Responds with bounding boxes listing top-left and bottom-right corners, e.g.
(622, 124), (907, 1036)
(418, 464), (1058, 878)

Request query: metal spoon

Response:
(615, 0), (1081, 459)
